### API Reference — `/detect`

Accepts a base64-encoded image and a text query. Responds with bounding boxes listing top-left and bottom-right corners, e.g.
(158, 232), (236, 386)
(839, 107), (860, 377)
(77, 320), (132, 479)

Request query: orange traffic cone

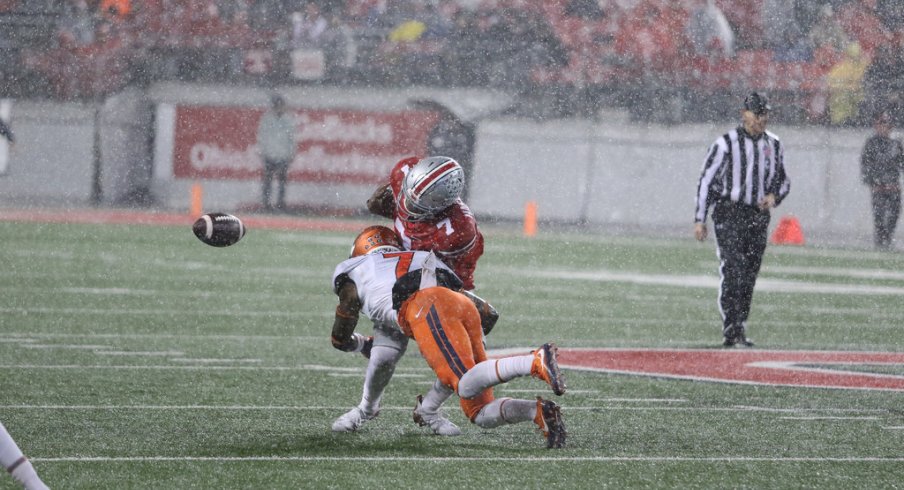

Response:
(524, 201), (538, 237)
(770, 215), (804, 245)
(190, 182), (203, 219)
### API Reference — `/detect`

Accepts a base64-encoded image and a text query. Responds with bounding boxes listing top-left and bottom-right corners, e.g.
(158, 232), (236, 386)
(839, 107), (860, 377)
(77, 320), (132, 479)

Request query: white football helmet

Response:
(399, 156), (465, 221)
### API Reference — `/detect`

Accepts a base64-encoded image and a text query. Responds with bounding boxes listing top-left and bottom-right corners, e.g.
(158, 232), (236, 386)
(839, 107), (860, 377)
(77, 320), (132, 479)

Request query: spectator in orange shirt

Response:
(100, 0), (130, 19)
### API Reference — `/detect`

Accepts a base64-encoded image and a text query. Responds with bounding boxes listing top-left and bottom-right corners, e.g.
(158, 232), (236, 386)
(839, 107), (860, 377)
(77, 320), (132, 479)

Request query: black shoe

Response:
(722, 325), (754, 348)
(535, 397), (566, 449)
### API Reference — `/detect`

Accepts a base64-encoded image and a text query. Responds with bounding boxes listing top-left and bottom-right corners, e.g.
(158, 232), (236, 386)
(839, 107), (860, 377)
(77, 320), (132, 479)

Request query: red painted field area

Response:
(559, 348), (904, 392)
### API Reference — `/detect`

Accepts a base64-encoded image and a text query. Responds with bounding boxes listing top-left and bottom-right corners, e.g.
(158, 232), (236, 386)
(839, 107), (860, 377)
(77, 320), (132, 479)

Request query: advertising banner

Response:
(171, 105), (439, 184)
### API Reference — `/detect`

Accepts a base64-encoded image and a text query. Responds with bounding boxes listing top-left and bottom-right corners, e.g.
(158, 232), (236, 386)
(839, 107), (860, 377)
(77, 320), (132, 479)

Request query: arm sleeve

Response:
(861, 139), (876, 185)
(331, 281), (362, 350)
(770, 139), (791, 205)
(694, 139), (725, 223)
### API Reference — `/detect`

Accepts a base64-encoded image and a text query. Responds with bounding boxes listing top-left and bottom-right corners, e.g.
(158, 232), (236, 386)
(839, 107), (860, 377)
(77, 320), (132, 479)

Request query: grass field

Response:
(1, 218), (903, 489)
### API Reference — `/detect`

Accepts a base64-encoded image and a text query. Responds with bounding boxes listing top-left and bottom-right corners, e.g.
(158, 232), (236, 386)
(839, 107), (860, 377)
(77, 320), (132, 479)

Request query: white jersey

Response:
(331, 250), (454, 328)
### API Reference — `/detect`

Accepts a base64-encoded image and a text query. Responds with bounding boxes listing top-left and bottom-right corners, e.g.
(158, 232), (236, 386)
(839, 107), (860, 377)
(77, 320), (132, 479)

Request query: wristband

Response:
(335, 305), (357, 320)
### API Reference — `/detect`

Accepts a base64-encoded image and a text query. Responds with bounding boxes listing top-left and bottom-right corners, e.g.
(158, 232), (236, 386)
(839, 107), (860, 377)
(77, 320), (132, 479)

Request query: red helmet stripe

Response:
(412, 161), (459, 196)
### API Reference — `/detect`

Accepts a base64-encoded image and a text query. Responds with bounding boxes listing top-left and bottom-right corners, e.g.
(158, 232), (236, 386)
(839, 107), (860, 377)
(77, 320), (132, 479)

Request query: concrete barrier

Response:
(0, 84), (885, 247)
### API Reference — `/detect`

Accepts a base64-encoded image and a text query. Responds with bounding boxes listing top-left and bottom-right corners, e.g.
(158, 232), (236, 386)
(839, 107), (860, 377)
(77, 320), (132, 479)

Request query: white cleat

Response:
(413, 395), (462, 436)
(331, 407), (378, 432)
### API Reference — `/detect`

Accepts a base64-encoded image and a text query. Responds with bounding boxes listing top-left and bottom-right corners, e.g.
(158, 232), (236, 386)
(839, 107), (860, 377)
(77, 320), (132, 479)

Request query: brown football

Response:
(192, 213), (246, 247)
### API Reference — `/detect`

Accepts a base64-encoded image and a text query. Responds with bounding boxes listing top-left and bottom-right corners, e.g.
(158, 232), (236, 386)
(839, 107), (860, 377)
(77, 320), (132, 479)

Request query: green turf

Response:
(1, 220), (903, 489)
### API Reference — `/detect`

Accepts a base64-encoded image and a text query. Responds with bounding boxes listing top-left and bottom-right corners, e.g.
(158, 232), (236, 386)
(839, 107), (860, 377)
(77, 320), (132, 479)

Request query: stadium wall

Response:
(0, 85), (880, 246)
(0, 89), (152, 206)
(471, 118), (871, 244)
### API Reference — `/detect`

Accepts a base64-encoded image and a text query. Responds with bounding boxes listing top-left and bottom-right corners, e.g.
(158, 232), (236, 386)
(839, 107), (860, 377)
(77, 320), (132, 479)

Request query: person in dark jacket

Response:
(0, 118), (13, 144)
(861, 111), (904, 250)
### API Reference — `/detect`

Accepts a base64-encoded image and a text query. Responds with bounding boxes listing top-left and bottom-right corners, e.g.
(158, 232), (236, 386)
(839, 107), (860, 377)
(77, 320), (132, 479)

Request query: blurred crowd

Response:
(1, 0), (903, 124)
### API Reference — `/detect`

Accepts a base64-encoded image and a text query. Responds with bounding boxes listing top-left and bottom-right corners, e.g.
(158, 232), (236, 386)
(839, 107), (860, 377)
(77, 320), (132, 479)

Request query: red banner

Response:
(171, 105), (439, 184)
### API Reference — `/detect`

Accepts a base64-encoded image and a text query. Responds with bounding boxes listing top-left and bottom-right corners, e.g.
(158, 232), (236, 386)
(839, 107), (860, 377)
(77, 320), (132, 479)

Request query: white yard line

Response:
(779, 417), (881, 420)
(747, 361), (904, 380)
(0, 404), (889, 414)
(577, 407), (888, 413)
(761, 265), (904, 281)
(5, 333), (325, 341)
(2, 333), (894, 352)
(499, 389), (600, 394)
(495, 267), (904, 296)
(168, 358), (262, 364)
(21, 344), (111, 350)
(94, 351), (186, 357)
(0, 307), (326, 318)
(5, 334), (892, 353)
(766, 246), (894, 260)
(0, 405), (415, 410)
(0, 364), (431, 372)
(0, 365), (351, 371)
(28, 456), (904, 463)
(732, 406), (887, 413)
(589, 398), (686, 403)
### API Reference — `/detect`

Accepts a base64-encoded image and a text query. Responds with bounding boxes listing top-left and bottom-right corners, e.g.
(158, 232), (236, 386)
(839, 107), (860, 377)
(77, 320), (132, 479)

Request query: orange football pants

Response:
(398, 287), (494, 421)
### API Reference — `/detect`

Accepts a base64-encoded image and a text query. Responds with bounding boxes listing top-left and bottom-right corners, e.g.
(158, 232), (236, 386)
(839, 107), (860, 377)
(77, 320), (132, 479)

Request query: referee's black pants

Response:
(870, 189), (900, 249)
(712, 200), (770, 333)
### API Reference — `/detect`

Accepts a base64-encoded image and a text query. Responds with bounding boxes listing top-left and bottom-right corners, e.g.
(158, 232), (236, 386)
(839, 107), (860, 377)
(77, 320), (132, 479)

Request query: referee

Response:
(693, 92), (790, 347)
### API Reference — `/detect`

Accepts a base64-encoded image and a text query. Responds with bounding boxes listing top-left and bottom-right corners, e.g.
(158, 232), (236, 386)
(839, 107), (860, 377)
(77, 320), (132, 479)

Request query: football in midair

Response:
(192, 213), (246, 247)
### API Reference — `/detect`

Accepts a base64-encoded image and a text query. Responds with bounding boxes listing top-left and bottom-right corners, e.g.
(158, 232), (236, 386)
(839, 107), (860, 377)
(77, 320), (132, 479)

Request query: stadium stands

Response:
(0, 0), (900, 124)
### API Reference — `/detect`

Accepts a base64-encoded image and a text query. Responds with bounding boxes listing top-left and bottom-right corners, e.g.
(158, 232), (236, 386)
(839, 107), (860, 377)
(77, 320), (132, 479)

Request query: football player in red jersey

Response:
(331, 157), (497, 434)
(367, 156), (484, 291)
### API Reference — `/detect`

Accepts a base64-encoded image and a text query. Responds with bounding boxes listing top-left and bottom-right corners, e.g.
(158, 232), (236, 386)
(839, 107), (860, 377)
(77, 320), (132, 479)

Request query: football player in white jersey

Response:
(329, 226), (567, 448)
(329, 226), (462, 435)
(0, 421), (49, 490)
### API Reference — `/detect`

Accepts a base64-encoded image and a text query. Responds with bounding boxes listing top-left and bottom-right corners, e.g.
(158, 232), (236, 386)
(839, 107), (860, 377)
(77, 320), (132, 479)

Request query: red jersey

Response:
(388, 157), (484, 290)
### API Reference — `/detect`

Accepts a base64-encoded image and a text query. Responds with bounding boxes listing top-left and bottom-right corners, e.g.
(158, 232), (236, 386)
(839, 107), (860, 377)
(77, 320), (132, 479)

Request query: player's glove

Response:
(461, 290), (499, 335)
(331, 333), (373, 359)
(360, 336), (373, 359)
(366, 184), (395, 219)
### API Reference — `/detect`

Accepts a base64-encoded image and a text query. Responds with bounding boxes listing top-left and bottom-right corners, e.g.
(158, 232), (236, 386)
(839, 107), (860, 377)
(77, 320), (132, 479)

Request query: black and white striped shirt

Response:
(694, 127), (790, 223)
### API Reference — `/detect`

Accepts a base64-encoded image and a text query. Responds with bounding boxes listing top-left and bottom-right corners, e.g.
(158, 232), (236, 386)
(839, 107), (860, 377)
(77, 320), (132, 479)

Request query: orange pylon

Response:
(190, 183), (203, 219)
(524, 201), (538, 237)
(770, 215), (804, 245)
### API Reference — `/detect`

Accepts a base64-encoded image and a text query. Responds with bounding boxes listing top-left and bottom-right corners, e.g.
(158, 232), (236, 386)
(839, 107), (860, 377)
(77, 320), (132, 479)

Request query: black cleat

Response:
(531, 343), (567, 396)
(722, 325), (754, 348)
(534, 397), (567, 449)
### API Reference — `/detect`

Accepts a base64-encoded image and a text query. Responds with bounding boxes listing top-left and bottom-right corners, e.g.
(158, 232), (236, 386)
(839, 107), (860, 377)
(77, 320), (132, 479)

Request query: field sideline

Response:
(1, 212), (903, 489)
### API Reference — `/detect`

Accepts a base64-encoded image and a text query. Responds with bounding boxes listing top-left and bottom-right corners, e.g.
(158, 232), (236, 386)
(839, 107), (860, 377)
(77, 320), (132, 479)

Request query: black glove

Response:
(361, 336), (373, 359)
(331, 334), (357, 352)
(331, 333), (373, 358)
